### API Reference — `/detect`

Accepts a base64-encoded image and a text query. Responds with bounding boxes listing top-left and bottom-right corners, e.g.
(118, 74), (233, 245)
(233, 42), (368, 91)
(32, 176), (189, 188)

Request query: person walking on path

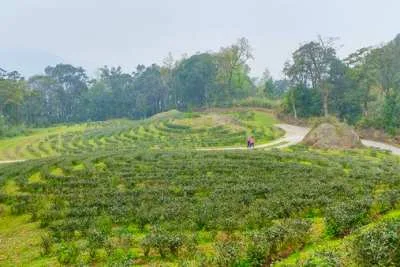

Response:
(250, 136), (255, 148)
(247, 136), (255, 149)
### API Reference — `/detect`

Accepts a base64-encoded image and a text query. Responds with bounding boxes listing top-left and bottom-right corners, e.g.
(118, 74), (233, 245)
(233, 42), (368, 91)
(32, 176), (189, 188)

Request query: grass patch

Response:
(50, 168), (64, 176)
(72, 163), (85, 171)
(28, 172), (43, 184)
(0, 211), (56, 266)
(3, 180), (20, 195)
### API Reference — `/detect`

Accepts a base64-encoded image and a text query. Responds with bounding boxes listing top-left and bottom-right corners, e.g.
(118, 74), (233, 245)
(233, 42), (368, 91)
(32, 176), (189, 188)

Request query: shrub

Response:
(88, 228), (108, 249)
(301, 251), (341, 267)
(230, 97), (281, 109)
(40, 234), (53, 256)
(57, 242), (79, 264)
(352, 218), (400, 266)
(214, 237), (242, 267)
(246, 219), (311, 266)
(246, 232), (270, 266)
(325, 200), (371, 237)
(107, 248), (132, 266)
(141, 228), (184, 258)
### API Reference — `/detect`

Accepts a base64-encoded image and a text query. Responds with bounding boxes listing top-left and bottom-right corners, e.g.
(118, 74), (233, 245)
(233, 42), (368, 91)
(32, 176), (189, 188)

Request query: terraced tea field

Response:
(0, 110), (282, 161)
(1, 146), (400, 266)
(1, 109), (400, 266)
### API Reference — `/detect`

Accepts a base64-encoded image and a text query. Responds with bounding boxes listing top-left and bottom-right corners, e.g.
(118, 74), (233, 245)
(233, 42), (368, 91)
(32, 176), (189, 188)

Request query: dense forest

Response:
(1, 34), (400, 136)
(0, 38), (264, 130)
(283, 34), (400, 134)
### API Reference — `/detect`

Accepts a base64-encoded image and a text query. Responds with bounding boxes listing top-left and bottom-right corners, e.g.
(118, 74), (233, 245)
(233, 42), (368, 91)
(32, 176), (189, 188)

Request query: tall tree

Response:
(0, 71), (26, 124)
(26, 75), (64, 124)
(44, 64), (88, 122)
(217, 37), (254, 99)
(284, 37), (338, 117)
(134, 64), (168, 117)
(174, 53), (217, 108)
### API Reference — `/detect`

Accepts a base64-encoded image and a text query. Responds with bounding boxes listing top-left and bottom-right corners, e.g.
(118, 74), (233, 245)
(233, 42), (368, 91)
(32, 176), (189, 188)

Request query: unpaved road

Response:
(361, 139), (400, 155)
(196, 124), (309, 151)
(198, 123), (400, 155)
(277, 124), (400, 155)
(0, 159), (26, 164)
(1, 124), (399, 163)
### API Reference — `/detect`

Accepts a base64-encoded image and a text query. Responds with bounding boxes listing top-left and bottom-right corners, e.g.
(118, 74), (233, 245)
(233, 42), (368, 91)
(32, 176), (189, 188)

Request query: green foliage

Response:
(382, 92), (400, 134)
(0, 111), (281, 160)
(246, 219), (311, 266)
(214, 237), (242, 266)
(282, 85), (322, 118)
(40, 233), (53, 256)
(231, 97), (281, 109)
(57, 242), (79, 264)
(282, 34), (400, 134)
(302, 251), (341, 267)
(352, 217), (400, 266)
(141, 228), (184, 257)
(1, 38), (257, 130)
(174, 53), (218, 108)
(0, 115), (29, 138)
(325, 200), (371, 237)
(2, 146), (399, 265)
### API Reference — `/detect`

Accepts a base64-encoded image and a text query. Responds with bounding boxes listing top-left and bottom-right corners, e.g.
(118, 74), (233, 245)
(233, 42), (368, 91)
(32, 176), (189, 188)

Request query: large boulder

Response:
(302, 122), (362, 149)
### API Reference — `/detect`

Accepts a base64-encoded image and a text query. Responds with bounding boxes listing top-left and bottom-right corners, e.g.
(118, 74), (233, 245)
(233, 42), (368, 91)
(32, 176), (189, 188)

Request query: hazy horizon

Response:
(1, 0), (399, 79)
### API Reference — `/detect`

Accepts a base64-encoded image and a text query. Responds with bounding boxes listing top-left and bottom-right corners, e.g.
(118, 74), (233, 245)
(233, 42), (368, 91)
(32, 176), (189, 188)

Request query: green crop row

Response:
(1, 147), (400, 265)
(0, 111), (281, 161)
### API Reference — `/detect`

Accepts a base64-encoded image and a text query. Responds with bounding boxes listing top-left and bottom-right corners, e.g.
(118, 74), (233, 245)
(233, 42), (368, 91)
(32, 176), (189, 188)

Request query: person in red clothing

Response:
(250, 136), (255, 148)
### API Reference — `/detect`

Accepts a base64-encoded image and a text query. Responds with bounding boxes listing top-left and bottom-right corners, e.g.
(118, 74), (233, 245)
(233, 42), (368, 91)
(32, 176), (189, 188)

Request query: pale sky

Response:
(1, 0), (399, 78)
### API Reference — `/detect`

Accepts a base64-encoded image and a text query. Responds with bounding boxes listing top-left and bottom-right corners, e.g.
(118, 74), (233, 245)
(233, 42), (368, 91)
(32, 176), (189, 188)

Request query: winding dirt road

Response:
(0, 159), (26, 164)
(198, 123), (400, 155)
(1, 124), (399, 164)
(277, 124), (400, 155)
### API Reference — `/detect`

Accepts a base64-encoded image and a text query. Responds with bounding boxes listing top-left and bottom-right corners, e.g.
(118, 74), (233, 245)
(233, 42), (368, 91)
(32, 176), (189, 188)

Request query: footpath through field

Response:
(197, 123), (400, 155)
(1, 124), (399, 164)
(0, 159), (26, 164)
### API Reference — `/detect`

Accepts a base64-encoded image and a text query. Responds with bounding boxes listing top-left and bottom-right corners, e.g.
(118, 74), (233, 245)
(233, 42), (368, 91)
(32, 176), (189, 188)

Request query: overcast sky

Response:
(1, 0), (399, 78)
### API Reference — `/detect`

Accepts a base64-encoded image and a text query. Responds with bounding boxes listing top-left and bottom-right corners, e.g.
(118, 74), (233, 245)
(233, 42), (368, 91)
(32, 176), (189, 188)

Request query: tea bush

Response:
(1, 147), (400, 265)
(352, 217), (400, 266)
(0, 111), (282, 160)
(325, 199), (372, 237)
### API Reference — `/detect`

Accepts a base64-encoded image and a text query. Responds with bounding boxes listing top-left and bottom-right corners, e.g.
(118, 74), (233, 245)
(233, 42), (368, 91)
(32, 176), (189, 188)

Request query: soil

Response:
(302, 122), (362, 149)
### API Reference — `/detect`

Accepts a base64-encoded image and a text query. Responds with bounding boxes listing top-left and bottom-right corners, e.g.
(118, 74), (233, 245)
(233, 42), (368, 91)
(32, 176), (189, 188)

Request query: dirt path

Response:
(1, 124), (400, 161)
(0, 159), (26, 164)
(361, 139), (400, 155)
(198, 123), (400, 155)
(197, 124), (309, 151)
(280, 124), (400, 155)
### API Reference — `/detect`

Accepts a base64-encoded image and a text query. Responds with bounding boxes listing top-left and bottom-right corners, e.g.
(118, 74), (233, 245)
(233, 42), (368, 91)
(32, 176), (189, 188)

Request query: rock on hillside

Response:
(302, 122), (362, 149)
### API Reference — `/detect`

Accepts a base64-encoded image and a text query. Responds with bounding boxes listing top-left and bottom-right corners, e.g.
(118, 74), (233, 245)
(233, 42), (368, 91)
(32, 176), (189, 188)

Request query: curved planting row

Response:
(0, 111), (282, 160)
(1, 148), (400, 265)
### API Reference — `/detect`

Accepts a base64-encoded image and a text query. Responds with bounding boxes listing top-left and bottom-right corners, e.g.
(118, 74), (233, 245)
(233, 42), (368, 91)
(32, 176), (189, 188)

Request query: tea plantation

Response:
(0, 110), (281, 161)
(1, 110), (400, 266)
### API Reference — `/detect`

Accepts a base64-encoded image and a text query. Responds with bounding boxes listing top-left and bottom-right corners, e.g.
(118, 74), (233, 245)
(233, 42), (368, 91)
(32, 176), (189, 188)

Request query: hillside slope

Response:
(0, 110), (282, 161)
(1, 147), (400, 266)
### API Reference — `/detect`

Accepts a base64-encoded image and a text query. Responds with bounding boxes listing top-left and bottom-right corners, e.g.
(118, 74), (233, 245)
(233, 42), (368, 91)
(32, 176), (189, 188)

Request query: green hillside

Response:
(1, 121), (400, 266)
(2, 3), (400, 266)
(0, 110), (282, 161)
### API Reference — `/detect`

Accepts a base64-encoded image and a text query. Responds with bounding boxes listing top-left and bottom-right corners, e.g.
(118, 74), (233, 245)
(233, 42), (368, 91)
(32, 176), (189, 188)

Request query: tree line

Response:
(283, 34), (400, 133)
(1, 38), (278, 133)
(1, 34), (400, 136)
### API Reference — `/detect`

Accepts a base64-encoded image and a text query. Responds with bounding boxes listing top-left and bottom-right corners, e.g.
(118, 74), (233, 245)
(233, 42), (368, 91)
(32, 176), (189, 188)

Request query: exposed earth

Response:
(198, 123), (400, 155)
